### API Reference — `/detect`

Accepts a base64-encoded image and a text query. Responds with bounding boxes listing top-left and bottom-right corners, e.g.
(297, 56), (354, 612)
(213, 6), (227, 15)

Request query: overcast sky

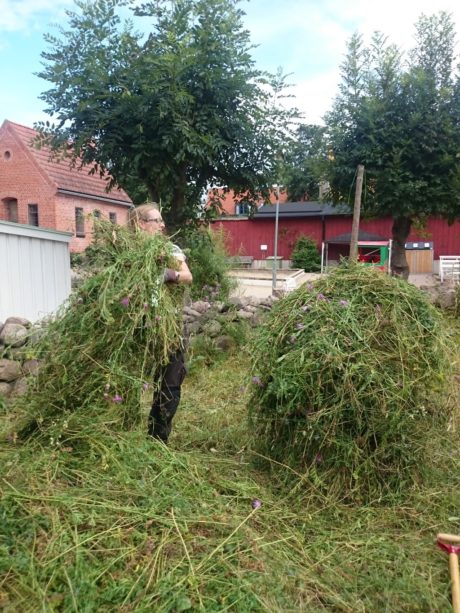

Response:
(1, 0), (460, 128)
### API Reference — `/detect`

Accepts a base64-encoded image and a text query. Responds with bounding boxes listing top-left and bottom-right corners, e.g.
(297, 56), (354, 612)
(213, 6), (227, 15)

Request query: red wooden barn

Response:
(212, 201), (460, 273)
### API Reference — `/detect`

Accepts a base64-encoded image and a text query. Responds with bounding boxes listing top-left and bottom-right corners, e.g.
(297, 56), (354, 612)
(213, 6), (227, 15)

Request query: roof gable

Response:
(3, 120), (132, 206)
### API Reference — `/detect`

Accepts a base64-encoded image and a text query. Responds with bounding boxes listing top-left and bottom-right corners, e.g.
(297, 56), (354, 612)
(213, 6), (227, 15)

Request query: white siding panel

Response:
(0, 222), (72, 322)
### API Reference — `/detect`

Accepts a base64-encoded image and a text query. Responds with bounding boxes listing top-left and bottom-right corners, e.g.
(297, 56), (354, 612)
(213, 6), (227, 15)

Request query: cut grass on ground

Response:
(1, 349), (460, 611)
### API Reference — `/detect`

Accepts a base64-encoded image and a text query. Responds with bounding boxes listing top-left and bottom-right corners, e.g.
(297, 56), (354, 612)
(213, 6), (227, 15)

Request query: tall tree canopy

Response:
(36, 0), (297, 229)
(325, 12), (460, 277)
(282, 124), (326, 201)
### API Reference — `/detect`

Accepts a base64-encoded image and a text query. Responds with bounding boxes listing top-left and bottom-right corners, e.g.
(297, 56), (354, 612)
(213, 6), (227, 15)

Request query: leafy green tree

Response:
(282, 124), (327, 201)
(325, 13), (460, 277)
(36, 0), (297, 230)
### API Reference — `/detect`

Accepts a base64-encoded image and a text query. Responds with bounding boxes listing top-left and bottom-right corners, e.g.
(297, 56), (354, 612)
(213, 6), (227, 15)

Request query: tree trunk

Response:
(391, 216), (412, 279)
(168, 165), (187, 233)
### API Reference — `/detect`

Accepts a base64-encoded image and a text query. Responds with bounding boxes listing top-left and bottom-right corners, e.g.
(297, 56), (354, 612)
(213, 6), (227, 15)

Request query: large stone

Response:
(236, 309), (254, 320)
(0, 323), (28, 348)
(183, 306), (202, 319)
(190, 300), (211, 314)
(22, 359), (41, 376)
(0, 359), (22, 382)
(5, 316), (31, 328)
(0, 381), (13, 397)
(202, 320), (222, 338)
(11, 377), (28, 397)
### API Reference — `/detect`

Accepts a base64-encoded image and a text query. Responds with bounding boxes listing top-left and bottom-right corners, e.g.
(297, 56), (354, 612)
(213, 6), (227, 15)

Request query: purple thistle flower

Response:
(120, 297), (130, 307)
(306, 283), (314, 290)
(143, 302), (149, 310)
(251, 498), (262, 510)
(112, 394), (123, 404)
(317, 293), (327, 301)
(143, 383), (150, 391)
(252, 376), (262, 386)
(339, 300), (349, 307)
(155, 315), (162, 322)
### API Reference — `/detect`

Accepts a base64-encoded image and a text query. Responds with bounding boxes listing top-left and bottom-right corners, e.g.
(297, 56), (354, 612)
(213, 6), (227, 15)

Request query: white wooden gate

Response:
(0, 221), (72, 322)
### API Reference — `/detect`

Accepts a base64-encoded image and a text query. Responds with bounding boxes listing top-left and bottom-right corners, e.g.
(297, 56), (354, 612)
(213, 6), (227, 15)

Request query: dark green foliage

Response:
(35, 0), (298, 230)
(282, 124), (327, 202)
(248, 265), (453, 499)
(11, 220), (185, 441)
(182, 226), (235, 301)
(290, 235), (321, 272)
(325, 14), (460, 275)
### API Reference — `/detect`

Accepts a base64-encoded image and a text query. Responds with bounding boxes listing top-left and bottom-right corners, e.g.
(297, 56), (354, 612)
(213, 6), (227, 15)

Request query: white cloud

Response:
(0, 0), (72, 32)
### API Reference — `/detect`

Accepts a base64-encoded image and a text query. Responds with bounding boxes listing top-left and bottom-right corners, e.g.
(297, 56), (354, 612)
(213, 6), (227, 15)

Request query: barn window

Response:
(235, 201), (251, 216)
(75, 207), (85, 237)
(28, 204), (39, 226)
(109, 212), (117, 224)
(3, 198), (18, 223)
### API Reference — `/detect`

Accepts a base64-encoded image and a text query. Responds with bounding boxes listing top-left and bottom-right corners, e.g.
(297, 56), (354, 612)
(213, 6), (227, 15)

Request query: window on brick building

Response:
(3, 198), (18, 223)
(235, 201), (251, 215)
(109, 212), (117, 224)
(28, 204), (39, 226)
(93, 209), (101, 219)
(75, 207), (85, 237)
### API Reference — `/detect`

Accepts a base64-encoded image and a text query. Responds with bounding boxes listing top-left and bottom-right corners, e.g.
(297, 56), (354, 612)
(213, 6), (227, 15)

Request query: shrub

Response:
(248, 264), (453, 500)
(181, 226), (235, 301)
(291, 235), (321, 272)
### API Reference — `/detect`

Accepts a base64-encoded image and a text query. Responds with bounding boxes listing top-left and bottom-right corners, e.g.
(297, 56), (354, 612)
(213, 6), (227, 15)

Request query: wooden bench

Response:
(229, 255), (254, 268)
(439, 255), (460, 283)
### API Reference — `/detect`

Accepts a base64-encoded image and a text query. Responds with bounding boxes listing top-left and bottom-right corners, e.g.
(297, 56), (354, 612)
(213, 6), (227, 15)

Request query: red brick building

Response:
(0, 120), (133, 252)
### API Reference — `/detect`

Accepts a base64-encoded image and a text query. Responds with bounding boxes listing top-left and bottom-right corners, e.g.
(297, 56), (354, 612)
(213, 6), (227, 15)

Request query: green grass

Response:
(1, 343), (460, 611)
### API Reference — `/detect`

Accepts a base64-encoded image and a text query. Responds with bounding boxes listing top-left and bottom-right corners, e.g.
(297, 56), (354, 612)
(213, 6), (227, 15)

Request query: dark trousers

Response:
(148, 350), (187, 442)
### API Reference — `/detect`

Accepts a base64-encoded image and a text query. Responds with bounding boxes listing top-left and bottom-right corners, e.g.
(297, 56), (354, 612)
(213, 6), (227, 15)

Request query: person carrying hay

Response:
(128, 203), (193, 443)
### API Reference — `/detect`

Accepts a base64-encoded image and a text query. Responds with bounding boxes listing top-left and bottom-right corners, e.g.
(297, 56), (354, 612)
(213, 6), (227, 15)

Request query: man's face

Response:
(138, 210), (165, 235)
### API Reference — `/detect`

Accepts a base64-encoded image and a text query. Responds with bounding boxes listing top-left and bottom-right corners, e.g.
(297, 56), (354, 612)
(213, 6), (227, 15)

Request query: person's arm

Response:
(163, 258), (193, 285)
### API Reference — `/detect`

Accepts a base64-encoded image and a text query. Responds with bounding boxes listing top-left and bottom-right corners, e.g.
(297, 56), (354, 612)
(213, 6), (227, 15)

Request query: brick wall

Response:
(57, 193), (130, 251)
(0, 122), (132, 252)
(0, 129), (56, 228)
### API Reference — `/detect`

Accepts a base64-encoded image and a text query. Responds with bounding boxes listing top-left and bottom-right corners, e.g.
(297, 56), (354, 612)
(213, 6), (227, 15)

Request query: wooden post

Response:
(349, 164), (364, 262)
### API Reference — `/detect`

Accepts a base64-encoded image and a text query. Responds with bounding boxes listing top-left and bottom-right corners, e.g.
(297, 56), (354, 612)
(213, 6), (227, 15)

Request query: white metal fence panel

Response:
(0, 221), (72, 322)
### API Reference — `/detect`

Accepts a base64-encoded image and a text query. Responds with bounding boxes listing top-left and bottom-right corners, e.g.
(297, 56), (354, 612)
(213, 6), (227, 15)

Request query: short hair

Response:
(127, 202), (161, 230)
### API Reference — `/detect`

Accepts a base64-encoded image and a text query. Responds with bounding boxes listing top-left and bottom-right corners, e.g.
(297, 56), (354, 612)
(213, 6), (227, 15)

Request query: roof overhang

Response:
(58, 188), (132, 207)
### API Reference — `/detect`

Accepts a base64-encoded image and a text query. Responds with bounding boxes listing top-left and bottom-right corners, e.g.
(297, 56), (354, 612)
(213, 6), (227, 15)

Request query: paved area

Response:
(230, 269), (441, 300)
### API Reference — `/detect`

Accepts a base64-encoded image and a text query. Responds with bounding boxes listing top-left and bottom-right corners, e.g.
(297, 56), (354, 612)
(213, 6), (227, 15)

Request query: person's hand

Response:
(163, 268), (179, 283)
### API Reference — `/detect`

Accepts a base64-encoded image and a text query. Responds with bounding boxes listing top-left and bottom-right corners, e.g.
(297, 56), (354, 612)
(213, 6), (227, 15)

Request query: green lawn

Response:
(1, 347), (459, 611)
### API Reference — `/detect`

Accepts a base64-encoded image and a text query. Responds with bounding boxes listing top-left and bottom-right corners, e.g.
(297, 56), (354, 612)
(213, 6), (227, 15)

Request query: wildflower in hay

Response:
(142, 382), (150, 391)
(306, 283), (314, 290)
(155, 315), (162, 322)
(301, 304), (311, 312)
(251, 498), (262, 510)
(252, 376), (263, 387)
(120, 297), (130, 307)
(143, 302), (149, 310)
(289, 335), (297, 344)
(339, 300), (349, 307)
(315, 453), (323, 465)
(112, 394), (123, 404)
(317, 293), (327, 301)
(295, 322), (306, 330)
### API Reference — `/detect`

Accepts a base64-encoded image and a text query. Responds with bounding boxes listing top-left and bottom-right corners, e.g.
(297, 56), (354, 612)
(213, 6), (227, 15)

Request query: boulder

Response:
(190, 300), (211, 314)
(11, 377), (28, 397)
(0, 381), (13, 397)
(22, 359), (41, 376)
(0, 323), (28, 348)
(202, 320), (222, 338)
(0, 359), (22, 382)
(5, 316), (31, 327)
(236, 309), (254, 320)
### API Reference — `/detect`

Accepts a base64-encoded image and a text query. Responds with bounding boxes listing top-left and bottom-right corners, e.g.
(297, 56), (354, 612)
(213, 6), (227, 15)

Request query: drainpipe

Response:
(272, 184), (280, 295)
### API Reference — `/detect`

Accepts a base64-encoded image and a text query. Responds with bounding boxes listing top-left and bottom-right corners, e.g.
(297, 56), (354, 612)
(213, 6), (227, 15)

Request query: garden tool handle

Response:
(438, 534), (460, 613)
(438, 534), (460, 544)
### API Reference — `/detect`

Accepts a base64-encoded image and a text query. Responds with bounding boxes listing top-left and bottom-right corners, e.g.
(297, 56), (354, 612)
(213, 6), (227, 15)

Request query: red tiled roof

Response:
(5, 120), (132, 205)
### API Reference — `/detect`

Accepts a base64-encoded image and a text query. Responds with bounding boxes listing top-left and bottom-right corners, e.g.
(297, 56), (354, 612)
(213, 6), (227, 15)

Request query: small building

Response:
(0, 120), (133, 252)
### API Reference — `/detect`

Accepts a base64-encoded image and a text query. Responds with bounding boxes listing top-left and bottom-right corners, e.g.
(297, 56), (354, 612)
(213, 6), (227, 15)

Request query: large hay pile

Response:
(12, 221), (185, 442)
(248, 264), (454, 498)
